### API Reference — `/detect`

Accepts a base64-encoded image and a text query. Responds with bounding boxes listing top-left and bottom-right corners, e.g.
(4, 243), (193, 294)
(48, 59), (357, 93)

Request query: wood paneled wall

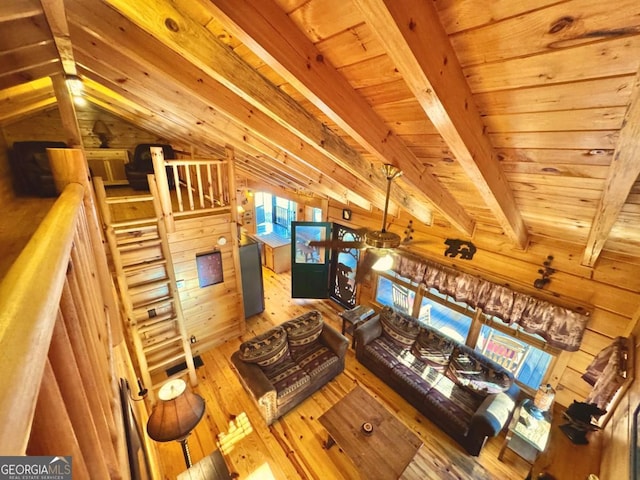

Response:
(599, 327), (640, 479)
(168, 214), (245, 354)
(2, 106), (166, 151)
(327, 199), (640, 409)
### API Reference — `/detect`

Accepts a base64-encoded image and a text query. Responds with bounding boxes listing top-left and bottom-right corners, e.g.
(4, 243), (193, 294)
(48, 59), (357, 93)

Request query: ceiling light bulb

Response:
(73, 95), (87, 107)
(372, 253), (393, 271)
(66, 75), (84, 96)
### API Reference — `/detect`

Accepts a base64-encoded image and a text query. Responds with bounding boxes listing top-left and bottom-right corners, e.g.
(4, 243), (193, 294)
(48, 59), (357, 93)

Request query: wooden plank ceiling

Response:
(1, 0), (640, 266)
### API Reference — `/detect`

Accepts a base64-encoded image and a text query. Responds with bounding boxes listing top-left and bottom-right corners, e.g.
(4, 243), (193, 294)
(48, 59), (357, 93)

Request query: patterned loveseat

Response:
(231, 311), (349, 425)
(355, 306), (519, 455)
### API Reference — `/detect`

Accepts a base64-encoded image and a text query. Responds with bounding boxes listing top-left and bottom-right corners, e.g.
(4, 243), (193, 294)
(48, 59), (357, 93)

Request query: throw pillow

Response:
(446, 346), (513, 397)
(238, 326), (290, 367)
(380, 306), (420, 350)
(411, 327), (455, 371)
(283, 311), (324, 348)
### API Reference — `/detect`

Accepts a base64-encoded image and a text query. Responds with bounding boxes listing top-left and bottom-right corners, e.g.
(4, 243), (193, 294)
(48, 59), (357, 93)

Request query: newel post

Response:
(150, 146), (176, 233)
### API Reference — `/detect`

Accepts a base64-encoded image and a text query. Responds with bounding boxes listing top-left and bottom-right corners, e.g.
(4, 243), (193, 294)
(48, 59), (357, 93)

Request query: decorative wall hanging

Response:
(444, 239), (476, 260)
(534, 255), (555, 289)
(342, 208), (352, 221)
(196, 250), (223, 287)
(403, 220), (414, 243)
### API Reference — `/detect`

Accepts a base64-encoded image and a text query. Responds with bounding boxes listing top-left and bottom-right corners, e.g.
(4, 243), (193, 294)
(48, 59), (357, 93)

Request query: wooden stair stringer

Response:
(93, 176), (197, 404)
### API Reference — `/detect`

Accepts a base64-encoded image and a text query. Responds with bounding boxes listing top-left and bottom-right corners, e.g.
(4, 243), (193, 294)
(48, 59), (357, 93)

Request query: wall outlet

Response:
(176, 279), (185, 289)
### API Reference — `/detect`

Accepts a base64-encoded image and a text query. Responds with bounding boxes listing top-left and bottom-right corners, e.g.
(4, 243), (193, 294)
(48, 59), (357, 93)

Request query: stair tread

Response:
(143, 336), (183, 353)
(118, 238), (162, 252)
(123, 259), (167, 273)
(106, 194), (154, 204)
(111, 218), (158, 229)
(114, 224), (157, 233)
(116, 233), (160, 246)
(133, 296), (174, 313)
(147, 351), (187, 372)
(128, 277), (170, 292)
(136, 317), (177, 335)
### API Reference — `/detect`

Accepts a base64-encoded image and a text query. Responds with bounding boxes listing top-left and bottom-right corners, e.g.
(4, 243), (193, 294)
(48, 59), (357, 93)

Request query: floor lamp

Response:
(146, 379), (206, 468)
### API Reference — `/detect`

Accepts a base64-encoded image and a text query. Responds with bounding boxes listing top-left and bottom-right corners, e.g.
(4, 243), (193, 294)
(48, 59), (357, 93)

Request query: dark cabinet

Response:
(239, 236), (265, 318)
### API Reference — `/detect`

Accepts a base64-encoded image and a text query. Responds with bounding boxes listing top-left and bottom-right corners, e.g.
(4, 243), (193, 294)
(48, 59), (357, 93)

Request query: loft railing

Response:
(150, 146), (238, 233)
(170, 159), (230, 214)
(0, 149), (133, 478)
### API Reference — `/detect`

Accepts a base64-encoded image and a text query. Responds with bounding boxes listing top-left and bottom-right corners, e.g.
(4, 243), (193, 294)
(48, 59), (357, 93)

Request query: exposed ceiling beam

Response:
(75, 41), (356, 205)
(50, 72), (82, 146)
(66, 0), (379, 211)
(206, 0), (473, 234)
(39, 0), (76, 75)
(99, 0), (433, 226)
(582, 71), (640, 267)
(73, 41), (370, 208)
(40, 0), (82, 147)
(353, 0), (528, 249)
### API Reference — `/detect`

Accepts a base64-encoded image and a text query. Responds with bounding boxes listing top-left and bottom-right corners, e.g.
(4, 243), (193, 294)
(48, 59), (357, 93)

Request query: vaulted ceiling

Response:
(2, 0), (640, 267)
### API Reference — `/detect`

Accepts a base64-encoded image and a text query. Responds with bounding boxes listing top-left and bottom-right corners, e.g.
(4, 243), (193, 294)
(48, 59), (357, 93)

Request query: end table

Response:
(499, 399), (552, 465)
(338, 305), (376, 349)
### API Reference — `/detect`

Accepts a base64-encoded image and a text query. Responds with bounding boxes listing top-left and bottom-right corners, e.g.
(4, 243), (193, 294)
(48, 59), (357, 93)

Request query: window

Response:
(255, 192), (296, 237)
(418, 288), (473, 343)
(373, 271), (556, 392)
(374, 273), (473, 341)
(475, 320), (555, 391)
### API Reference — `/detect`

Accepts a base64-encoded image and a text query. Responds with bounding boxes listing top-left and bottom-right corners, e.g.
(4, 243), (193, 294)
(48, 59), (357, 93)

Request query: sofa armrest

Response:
(465, 382), (520, 455)
(231, 351), (278, 424)
(320, 323), (349, 359)
(354, 314), (381, 349)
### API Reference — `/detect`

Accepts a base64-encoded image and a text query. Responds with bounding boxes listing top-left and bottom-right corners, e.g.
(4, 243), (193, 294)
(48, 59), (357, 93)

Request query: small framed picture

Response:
(196, 250), (224, 287)
(342, 208), (352, 221)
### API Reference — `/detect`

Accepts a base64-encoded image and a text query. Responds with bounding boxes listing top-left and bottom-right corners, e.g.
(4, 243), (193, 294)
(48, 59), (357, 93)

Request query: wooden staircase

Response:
(94, 176), (197, 401)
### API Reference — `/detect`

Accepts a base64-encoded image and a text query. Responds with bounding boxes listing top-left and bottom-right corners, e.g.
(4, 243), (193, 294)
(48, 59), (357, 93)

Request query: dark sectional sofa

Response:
(231, 311), (349, 425)
(355, 306), (519, 456)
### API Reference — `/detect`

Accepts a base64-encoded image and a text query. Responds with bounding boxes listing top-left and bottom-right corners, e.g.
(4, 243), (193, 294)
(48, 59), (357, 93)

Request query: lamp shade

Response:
(146, 379), (205, 442)
(372, 253), (394, 272)
(92, 120), (112, 148)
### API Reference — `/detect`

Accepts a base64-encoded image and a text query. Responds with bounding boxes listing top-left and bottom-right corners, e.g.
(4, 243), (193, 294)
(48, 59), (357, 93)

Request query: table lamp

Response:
(526, 383), (555, 419)
(92, 119), (112, 148)
(146, 379), (205, 468)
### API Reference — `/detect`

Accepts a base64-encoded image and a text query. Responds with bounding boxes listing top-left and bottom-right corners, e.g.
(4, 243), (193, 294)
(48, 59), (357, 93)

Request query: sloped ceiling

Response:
(1, 0), (640, 267)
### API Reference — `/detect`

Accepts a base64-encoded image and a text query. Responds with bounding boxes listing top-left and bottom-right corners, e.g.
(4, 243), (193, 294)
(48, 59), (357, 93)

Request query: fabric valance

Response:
(394, 255), (590, 352)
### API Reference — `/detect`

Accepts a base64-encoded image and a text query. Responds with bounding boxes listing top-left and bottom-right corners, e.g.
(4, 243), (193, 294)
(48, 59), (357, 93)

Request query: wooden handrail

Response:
(0, 184), (84, 455)
(151, 147), (232, 231)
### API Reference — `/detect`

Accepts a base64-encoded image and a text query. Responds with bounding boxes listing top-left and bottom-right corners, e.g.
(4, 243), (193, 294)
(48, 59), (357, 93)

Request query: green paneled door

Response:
(291, 222), (332, 298)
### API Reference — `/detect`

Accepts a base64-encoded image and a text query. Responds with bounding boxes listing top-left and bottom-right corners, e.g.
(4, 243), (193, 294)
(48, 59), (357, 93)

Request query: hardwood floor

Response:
(156, 267), (532, 479)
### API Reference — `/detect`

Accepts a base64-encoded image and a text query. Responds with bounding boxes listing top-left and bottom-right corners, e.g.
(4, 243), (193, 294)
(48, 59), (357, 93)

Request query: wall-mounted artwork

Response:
(196, 250), (224, 287)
